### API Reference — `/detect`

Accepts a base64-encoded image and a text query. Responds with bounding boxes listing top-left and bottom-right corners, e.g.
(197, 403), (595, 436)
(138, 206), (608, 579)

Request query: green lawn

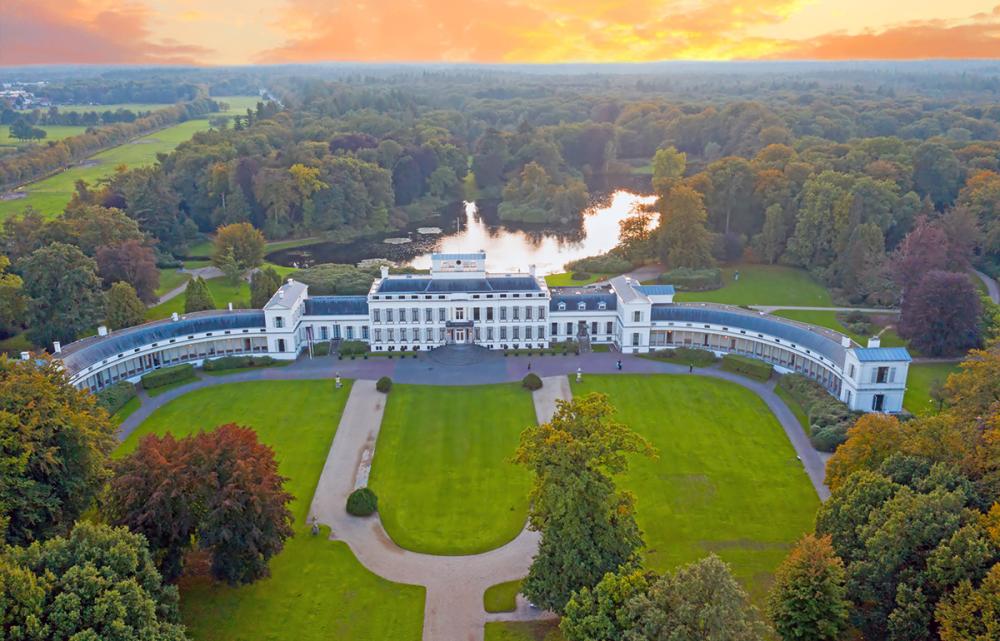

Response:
(118, 380), (425, 641)
(155, 269), (191, 297)
(544, 272), (610, 287)
(110, 396), (141, 426)
(0, 97), (259, 220)
(369, 384), (536, 555)
(145, 277), (250, 320)
(573, 375), (819, 602)
(144, 374), (200, 398)
(485, 621), (564, 641)
(0, 125), (90, 147)
(904, 362), (961, 416)
(674, 264), (833, 307)
(484, 579), (521, 613)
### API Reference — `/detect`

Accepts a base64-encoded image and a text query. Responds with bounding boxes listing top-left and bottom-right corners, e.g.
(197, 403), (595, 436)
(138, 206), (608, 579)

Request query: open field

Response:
(674, 264), (833, 307)
(369, 383), (536, 555)
(0, 125), (90, 147)
(904, 362), (961, 416)
(574, 375), (818, 602)
(0, 96), (259, 220)
(145, 276), (250, 320)
(485, 621), (564, 641)
(118, 380), (425, 641)
(18, 102), (179, 114)
(155, 268), (191, 297)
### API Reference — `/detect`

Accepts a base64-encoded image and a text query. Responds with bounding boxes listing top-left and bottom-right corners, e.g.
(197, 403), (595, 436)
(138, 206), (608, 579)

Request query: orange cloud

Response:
(772, 11), (1000, 59)
(0, 0), (214, 65)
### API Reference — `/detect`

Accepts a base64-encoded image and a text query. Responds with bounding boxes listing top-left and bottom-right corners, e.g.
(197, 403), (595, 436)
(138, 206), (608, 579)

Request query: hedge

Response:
(96, 381), (137, 415)
(202, 355), (277, 371)
(645, 347), (718, 367)
(376, 376), (392, 393)
(338, 340), (369, 357)
(721, 354), (773, 381)
(141, 364), (195, 390)
(657, 267), (722, 291)
(777, 374), (861, 452)
(346, 488), (378, 516)
(522, 373), (543, 390)
(564, 253), (632, 275)
(312, 342), (331, 356)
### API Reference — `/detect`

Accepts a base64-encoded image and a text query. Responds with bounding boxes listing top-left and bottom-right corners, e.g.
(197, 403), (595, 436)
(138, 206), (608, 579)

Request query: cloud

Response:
(0, 0), (215, 66)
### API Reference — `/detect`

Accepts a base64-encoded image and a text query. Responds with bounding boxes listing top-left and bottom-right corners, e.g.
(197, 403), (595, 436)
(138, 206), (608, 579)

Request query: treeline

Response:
(0, 97), (222, 188)
(2, 106), (155, 127)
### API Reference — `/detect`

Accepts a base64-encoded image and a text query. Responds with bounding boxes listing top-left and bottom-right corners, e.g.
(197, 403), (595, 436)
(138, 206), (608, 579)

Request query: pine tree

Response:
(105, 281), (147, 329)
(250, 267), (283, 308)
(184, 276), (216, 313)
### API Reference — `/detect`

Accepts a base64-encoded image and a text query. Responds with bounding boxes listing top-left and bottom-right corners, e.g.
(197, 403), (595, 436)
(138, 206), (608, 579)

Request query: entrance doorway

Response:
(454, 329), (467, 343)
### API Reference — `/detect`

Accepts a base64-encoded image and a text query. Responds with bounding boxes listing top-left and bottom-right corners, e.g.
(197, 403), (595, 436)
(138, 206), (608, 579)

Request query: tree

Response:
(105, 281), (147, 330)
(899, 270), (981, 357)
(8, 118), (46, 142)
(753, 204), (787, 264)
(913, 141), (962, 210)
(617, 212), (654, 261)
(184, 276), (216, 313)
(825, 413), (906, 492)
(651, 146), (686, 195)
(106, 424), (294, 585)
(935, 562), (1000, 641)
(562, 566), (651, 641)
(890, 216), (956, 296)
(217, 247), (244, 285)
(0, 522), (186, 641)
(656, 185), (716, 270)
(0, 255), (25, 337)
(0, 356), (115, 545)
(767, 534), (850, 641)
(250, 266), (283, 308)
(213, 222), (265, 273)
(21, 242), (104, 348)
(514, 393), (654, 613)
(96, 239), (159, 302)
(625, 555), (768, 641)
(833, 223), (890, 304)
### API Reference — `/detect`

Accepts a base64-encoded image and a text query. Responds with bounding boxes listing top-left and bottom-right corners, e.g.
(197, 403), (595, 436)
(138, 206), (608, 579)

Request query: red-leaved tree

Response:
(898, 270), (981, 357)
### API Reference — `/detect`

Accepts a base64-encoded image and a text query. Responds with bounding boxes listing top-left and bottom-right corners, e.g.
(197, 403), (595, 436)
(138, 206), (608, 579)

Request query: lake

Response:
(267, 190), (657, 275)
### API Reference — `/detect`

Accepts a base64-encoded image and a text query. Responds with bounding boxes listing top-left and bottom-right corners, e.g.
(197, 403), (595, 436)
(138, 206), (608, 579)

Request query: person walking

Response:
(527, 360), (532, 371)
(689, 364), (693, 373)
(616, 359), (622, 370)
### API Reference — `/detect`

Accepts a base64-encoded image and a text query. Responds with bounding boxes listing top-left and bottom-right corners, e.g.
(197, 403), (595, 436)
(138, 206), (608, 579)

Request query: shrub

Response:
(312, 342), (331, 356)
(564, 252), (632, 275)
(202, 355), (277, 371)
(346, 488), (378, 516)
(141, 364), (195, 390)
(658, 267), (722, 291)
(376, 376), (392, 393)
(645, 347), (718, 367)
(571, 271), (591, 281)
(522, 373), (543, 390)
(96, 381), (136, 414)
(777, 374), (861, 452)
(721, 354), (772, 381)
(338, 340), (369, 357)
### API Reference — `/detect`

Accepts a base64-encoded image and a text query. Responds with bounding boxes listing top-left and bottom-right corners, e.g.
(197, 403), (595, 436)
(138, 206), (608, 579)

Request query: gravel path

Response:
(973, 269), (1000, 305)
(155, 266), (224, 305)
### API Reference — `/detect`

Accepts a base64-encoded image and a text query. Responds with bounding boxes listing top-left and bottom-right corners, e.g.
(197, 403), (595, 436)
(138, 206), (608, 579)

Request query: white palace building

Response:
(53, 252), (910, 413)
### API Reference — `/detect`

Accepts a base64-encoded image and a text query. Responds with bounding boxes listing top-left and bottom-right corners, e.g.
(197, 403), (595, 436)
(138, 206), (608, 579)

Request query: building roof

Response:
(852, 347), (912, 363)
(650, 304), (848, 365)
(551, 293), (618, 312)
(263, 279), (308, 310)
(56, 310), (266, 376)
(304, 296), (369, 316)
(433, 252), (486, 261)
(377, 275), (540, 294)
(635, 285), (676, 296)
(610, 276), (646, 303)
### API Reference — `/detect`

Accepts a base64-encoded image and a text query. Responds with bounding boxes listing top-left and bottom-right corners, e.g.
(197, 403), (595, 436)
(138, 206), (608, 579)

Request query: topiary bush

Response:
(141, 364), (195, 390)
(346, 487), (378, 516)
(522, 373), (543, 390)
(376, 376), (392, 393)
(338, 340), (369, 357)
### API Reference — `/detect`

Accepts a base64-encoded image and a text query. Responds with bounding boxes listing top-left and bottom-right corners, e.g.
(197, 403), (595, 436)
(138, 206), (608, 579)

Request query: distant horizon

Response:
(3, 1), (999, 67)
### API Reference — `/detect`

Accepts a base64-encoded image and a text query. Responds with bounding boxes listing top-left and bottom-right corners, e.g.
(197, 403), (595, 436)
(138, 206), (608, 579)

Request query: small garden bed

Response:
(777, 374), (861, 452)
(484, 579), (522, 613)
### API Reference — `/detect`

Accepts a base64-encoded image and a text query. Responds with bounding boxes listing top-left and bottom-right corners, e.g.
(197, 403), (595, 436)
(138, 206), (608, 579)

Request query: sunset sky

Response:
(2, 1), (999, 66)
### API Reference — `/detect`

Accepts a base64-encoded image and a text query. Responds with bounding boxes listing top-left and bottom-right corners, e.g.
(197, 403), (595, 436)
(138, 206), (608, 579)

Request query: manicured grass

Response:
(0, 125), (89, 147)
(200, 361), (290, 376)
(110, 396), (140, 426)
(574, 375), (819, 603)
(674, 264), (833, 307)
(145, 277), (249, 320)
(144, 374), (200, 397)
(775, 384), (809, 434)
(485, 621), (564, 641)
(155, 269), (191, 297)
(118, 380), (425, 641)
(904, 362), (961, 416)
(369, 383), (536, 555)
(544, 272), (610, 287)
(484, 579), (521, 613)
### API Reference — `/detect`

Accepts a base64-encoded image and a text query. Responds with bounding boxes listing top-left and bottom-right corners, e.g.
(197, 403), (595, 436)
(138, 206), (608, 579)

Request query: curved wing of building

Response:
(52, 253), (909, 413)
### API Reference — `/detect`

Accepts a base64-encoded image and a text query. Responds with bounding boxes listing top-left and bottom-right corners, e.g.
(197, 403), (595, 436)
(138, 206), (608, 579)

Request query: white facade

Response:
(53, 252), (910, 413)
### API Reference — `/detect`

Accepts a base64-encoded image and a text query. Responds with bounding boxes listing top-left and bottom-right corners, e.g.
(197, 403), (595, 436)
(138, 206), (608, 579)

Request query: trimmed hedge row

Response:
(645, 347), (718, 367)
(202, 355), (277, 371)
(564, 253), (632, 274)
(338, 340), (369, 357)
(96, 381), (137, 415)
(721, 354), (773, 381)
(141, 364), (195, 390)
(657, 267), (722, 291)
(312, 342), (332, 356)
(777, 374), (861, 452)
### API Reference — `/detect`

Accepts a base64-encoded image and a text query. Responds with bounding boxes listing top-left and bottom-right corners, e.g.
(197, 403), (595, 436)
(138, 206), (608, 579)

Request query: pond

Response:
(266, 190), (657, 275)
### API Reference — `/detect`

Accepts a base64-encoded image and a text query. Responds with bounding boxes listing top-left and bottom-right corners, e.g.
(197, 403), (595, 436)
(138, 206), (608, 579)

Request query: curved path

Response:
(974, 269), (1000, 305)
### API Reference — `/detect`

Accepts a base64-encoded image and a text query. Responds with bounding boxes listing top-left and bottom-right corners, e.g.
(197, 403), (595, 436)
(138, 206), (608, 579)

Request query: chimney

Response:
(20, 351), (30, 361)
(278, 290), (284, 300)
(227, 302), (233, 311)
(841, 336), (851, 348)
(380, 265), (389, 279)
(171, 312), (179, 321)
(867, 337), (881, 349)
(52, 341), (61, 354)
(97, 325), (108, 337)
(287, 278), (293, 285)
(529, 264), (536, 277)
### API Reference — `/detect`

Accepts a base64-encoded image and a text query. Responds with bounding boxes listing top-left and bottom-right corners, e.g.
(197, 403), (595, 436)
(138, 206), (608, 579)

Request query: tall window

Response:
(513, 306), (520, 320)
(525, 326), (533, 340)
(632, 332), (640, 346)
(487, 307), (494, 321)
(411, 308), (419, 322)
(500, 326), (507, 340)
(606, 321), (613, 334)
(538, 325), (545, 339)
(386, 309), (394, 323)
(359, 326), (367, 340)
(425, 308), (433, 322)
(274, 316), (284, 328)
(373, 309), (381, 323)
(439, 308), (446, 321)
(374, 329), (382, 342)
(455, 307), (465, 320)
(473, 307), (481, 321)
(425, 328), (433, 342)
(487, 327), (494, 341)
(500, 306), (507, 321)
(525, 306), (532, 320)
(538, 305), (546, 320)
(632, 311), (642, 322)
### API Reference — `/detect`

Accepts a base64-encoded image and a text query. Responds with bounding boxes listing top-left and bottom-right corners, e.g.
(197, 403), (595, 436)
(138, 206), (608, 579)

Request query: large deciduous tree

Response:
(0, 255), (25, 337)
(651, 146), (686, 195)
(106, 424), (294, 585)
(913, 141), (962, 210)
(21, 242), (104, 348)
(0, 356), (115, 545)
(96, 239), (159, 303)
(767, 534), (850, 641)
(656, 185), (716, 270)
(561, 566), (650, 641)
(213, 222), (266, 273)
(514, 393), (653, 613)
(898, 270), (981, 357)
(935, 562), (1000, 641)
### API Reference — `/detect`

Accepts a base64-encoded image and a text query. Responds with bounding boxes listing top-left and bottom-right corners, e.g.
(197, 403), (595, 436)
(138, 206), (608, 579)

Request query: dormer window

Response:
(557, 302), (567, 311)
(598, 301), (607, 310)
(577, 302), (586, 311)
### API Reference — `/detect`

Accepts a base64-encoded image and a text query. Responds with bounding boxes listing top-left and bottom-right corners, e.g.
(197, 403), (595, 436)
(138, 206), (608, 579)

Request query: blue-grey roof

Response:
(852, 347), (912, 362)
(636, 285), (676, 296)
(57, 310), (266, 376)
(377, 276), (540, 294)
(650, 305), (848, 365)
(304, 296), (369, 316)
(551, 293), (617, 312)
(433, 252), (485, 261)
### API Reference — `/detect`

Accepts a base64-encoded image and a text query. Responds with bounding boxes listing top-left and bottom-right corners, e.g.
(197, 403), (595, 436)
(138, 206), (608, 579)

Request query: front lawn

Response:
(574, 375), (819, 602)
(484, 579), (522, 613)
(117, 380), (425, 641)
(544, 272), (610, 287)
(485, 621), (564, 641)
(674, 264), (832, 307)
(904, 362), (961, 416)
(369, 384), (536, 555)
(155, 269), (191, 297)
(145, 276), (250, 320)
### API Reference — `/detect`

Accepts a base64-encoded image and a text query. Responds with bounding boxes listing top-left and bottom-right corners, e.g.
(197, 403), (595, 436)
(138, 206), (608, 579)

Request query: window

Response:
(425, 308), (433, 322)
(473, 307), (481, 321)
(386, 309), (394, 323)
(538, 306), (546, 319)
(872, 394), (885, 412)
(277, 339), (286, 351)
(359, 326), (366, 340)
(551, 322), (558, 336)
(500, 326), (508, 340)
(487, 327), (494, 341)
(578, 301), (586, 311)
(874, 366), (890, 384)
(513, 326), (520, 340)
(274, 316), (284, 328)
(606, 321), (613, 334)
(512, 306), (519, 320)
(387, 328), (394, 342)
(487, 307), (494, 321)
(439, 328), (446, 341)
(538, 325), (545, 339)
(455, 307), (465, 320)
(632, 311), (642, 322)
(375, 329), (382, 342)
(566, 322), (573, 335)
(598, 301), (607, 310)
(411, 308), (419, 322)
(425, 328), (433, 342)
(525, 306), (532, 320)
(320, 326), (329, 340)
(439, 308), (446, 321)
(525, 326), (532, 340)
(373, 309), (381, 323)
(591, 321), (598, 335)
(631, 332), (640, 347)
(557, 302), (566, 311)
(500, 306), (508, 321)
(475, 327), (481, 341)
(400, 328), (408, 342)
(848, 364), (855, 379)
